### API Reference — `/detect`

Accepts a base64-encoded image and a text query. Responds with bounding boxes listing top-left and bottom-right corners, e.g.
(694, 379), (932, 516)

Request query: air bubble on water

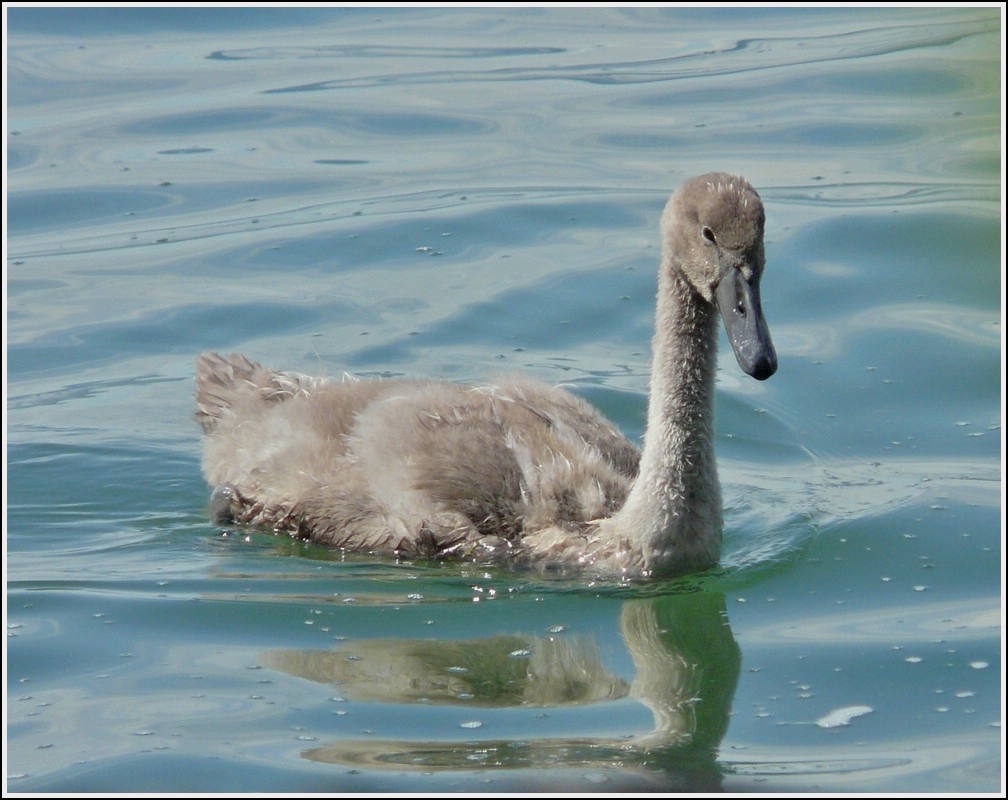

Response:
(815, 705), (873, 728)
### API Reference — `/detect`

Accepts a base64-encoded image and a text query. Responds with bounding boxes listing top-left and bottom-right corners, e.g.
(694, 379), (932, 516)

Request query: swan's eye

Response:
(702, 226), (717, 245)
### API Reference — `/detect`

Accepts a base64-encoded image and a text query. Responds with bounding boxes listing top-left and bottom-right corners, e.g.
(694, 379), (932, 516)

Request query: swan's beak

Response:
(715, 268), (777, 381)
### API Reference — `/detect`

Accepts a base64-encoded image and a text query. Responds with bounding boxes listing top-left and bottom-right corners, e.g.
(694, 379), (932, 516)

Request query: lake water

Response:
(5, 6), (1003, 794)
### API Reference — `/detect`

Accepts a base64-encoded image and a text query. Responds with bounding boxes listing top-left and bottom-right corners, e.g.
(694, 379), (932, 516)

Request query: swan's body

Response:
(196, 173), (777, 579)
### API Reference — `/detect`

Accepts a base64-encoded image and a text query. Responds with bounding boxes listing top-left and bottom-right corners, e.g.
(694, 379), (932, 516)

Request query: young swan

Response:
(196, 173), (777, 579)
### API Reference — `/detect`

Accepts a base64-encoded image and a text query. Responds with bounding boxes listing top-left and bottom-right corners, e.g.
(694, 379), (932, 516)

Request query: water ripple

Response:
(208, 45), (566, 61)
(255, 18), (996, 93)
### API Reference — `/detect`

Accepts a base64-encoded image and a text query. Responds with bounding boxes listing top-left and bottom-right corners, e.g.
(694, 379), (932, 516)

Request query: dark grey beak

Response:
(715, 268), (777, 381)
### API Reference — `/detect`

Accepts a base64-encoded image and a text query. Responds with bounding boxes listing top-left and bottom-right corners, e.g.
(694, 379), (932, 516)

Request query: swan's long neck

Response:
(611, 259), (722, 576)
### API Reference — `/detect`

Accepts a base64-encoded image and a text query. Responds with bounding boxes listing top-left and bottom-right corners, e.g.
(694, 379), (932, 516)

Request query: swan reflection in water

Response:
(262, 590), (740, 790)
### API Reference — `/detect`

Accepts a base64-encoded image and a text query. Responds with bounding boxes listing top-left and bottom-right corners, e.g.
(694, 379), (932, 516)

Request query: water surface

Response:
(5, 7), (1002, 793)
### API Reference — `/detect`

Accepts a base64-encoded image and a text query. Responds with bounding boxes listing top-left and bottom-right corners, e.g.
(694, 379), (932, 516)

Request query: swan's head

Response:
(662, 172), (778, 381)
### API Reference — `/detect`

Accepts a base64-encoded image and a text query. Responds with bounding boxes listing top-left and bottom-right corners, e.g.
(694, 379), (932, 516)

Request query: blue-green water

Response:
(5, 7), (1002, 793)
